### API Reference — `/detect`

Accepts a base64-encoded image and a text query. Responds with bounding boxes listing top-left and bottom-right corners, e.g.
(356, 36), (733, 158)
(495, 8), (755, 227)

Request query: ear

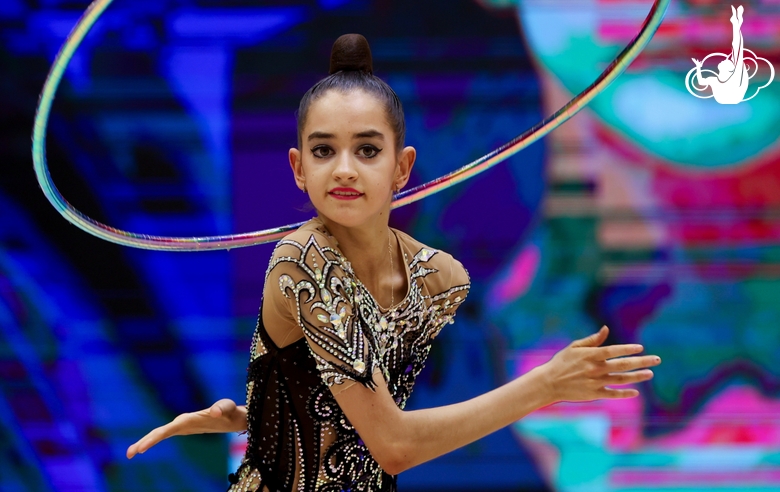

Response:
(289, 148), (305, 191)
(394, 146), (416, 191)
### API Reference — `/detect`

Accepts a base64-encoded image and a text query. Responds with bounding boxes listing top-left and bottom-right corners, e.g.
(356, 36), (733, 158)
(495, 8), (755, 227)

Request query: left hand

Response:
(537, 326), (660, 403)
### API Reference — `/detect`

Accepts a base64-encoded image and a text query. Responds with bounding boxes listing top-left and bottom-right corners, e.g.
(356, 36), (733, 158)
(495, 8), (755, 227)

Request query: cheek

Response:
(301, 159), (326, 178)
(369, 160), (396, 186)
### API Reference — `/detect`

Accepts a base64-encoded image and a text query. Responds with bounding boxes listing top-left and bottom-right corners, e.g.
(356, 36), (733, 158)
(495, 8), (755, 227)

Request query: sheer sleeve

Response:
(424, 253), (471, 338)
(266, 232), (379, 393)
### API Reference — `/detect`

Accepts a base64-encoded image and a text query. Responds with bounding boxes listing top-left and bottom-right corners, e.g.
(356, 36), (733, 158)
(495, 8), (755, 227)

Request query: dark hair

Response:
(296, 34), (406, 152)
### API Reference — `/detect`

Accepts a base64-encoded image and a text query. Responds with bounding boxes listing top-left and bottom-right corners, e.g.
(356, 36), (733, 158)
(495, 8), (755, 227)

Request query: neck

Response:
(316, 213), (392, 279)
(315, 212), (403, 310)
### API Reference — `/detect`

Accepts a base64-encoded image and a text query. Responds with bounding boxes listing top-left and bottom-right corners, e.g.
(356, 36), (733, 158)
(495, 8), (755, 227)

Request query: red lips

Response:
(329, 187), (364, 200)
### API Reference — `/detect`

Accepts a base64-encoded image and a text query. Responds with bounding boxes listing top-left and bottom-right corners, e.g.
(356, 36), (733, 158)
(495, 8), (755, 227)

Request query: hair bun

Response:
(329, 34), (373, 75)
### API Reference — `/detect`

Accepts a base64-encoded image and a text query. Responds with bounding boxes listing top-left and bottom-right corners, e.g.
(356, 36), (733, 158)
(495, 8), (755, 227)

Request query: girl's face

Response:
(289, 90), (415, 229)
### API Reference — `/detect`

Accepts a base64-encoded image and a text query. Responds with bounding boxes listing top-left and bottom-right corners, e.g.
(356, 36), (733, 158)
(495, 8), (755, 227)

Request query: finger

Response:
(129, 425), (175, 457)
(209, 404), (222, 418)
(571, 326), (609, 348)
(127, 437), (148, 459)
(595, 343), (646, 360)
(126, 443), (138, 459)
(604, 369), (654, 385)
(209, 398), (237, 419)
(604, 355), (661, 373)
(598, 387), (640, 399)
(134, 428), (167, 454)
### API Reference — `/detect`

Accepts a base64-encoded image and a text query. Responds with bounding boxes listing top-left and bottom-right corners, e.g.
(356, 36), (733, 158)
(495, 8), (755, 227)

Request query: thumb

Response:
(209, 398), (236, 418)
(571, 326), (609, 348)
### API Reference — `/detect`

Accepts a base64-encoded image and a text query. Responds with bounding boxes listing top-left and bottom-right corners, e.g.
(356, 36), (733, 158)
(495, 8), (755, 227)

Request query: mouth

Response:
(328, 189), (364, 200)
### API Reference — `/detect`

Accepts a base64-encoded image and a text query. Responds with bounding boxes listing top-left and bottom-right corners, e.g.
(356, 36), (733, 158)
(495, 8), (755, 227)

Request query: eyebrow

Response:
(354, 130), (384, 140)
(306, 129), (385, 142)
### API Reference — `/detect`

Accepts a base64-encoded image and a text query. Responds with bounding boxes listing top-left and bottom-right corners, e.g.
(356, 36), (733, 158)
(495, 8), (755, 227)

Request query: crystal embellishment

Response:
(248, 229), (473, 491)
(279, 274), (294, 291)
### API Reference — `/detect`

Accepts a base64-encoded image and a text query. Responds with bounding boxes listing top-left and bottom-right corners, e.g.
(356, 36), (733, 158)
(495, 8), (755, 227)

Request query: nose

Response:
(332, 152), (358, 182)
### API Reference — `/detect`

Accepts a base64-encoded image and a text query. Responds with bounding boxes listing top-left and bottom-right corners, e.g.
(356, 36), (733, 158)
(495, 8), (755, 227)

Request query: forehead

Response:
(304, 90), (390, 133)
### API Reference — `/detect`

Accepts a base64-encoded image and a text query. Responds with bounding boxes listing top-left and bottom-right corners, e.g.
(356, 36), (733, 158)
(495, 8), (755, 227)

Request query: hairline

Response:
(296, 84), (405, 153)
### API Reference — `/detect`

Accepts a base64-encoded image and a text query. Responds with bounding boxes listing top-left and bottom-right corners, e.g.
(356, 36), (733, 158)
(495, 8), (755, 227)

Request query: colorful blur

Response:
(2, 1), (779, 491)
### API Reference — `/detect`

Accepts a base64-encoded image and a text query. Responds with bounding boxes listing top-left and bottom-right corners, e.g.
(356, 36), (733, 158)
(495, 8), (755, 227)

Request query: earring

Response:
(303, 185), (307, 193)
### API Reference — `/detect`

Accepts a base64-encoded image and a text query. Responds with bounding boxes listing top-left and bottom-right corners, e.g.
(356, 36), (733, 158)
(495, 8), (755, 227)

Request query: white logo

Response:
(685, 5), (774, 104)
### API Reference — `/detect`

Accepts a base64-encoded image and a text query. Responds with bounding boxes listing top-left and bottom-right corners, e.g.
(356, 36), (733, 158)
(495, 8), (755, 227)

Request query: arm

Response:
(127, 230), (361, 460)
(336, 326), (660, 475)
(692, 58), (710, 87)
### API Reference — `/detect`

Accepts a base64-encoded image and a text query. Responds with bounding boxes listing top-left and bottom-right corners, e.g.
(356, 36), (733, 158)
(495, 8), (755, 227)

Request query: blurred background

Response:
(2, 0), (780, 490)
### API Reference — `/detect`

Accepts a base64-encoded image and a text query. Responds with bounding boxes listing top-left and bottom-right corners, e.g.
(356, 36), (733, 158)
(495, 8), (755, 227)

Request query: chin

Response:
(318, 208), (378, 229)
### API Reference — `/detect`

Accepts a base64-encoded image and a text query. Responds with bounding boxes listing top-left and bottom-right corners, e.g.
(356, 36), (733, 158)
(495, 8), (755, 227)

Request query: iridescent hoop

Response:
(33, 0), (670, 251)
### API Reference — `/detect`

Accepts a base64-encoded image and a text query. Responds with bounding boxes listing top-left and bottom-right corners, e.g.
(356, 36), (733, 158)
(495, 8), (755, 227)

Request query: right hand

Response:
(692, 58), (702, 67)
(539, 326), (660, 403)
(126, 398), (247, 459)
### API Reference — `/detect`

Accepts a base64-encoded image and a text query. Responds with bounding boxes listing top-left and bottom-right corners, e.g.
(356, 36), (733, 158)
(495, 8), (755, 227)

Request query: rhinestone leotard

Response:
(229, 217), (470, 492)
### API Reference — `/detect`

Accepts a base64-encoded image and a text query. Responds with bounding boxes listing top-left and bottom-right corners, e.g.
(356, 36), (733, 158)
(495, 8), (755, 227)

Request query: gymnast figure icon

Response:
(686, 5), (774, 104)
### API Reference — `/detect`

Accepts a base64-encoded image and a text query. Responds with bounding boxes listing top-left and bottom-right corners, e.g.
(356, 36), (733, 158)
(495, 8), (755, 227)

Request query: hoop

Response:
(32, 0), (671, 251)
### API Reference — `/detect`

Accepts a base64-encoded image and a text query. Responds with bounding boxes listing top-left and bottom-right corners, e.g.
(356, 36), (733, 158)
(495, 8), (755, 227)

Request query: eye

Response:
(358, 145), (382, 159)
(311, 145), (333, 159)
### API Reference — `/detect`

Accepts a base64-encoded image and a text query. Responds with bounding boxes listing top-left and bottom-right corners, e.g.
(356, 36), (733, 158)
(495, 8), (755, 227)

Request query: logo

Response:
(685, 5), (774, 104)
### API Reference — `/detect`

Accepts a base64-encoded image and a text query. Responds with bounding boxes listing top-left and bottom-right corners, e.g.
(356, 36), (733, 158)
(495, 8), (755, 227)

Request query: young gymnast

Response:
(126, 34), (661, 491)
